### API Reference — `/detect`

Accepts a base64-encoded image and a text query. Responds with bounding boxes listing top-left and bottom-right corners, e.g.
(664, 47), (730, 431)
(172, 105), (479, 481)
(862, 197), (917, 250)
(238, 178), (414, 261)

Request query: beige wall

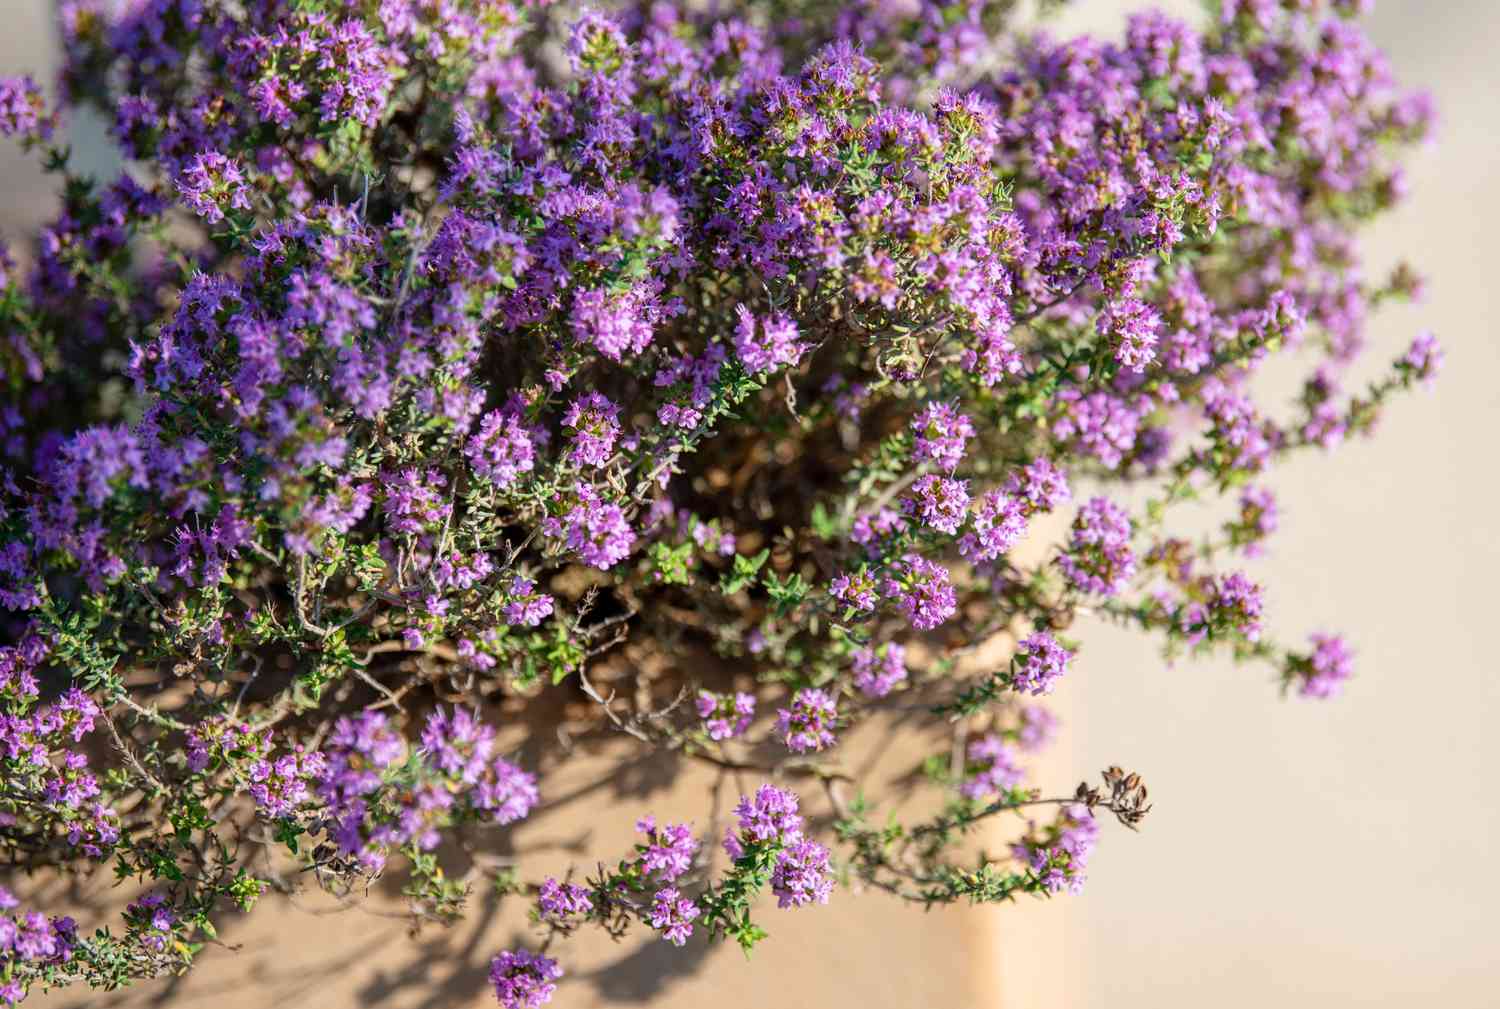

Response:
(1034, 2), (1500, 1006)
(6, 2), (1499, 1006)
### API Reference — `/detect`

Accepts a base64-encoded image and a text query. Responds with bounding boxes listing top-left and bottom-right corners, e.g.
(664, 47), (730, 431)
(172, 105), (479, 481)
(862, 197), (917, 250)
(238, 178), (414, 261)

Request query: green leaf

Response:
(719, 548), (770, 595)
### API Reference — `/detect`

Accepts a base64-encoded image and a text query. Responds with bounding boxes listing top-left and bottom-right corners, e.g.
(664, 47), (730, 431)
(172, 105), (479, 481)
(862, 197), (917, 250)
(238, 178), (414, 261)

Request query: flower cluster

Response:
(0, 0), (1442, 1003)
(1058, 498), (1138, 597)
(722, 786), (834, 910)
(635, 816), (701, 881)
(1011, 633), (1073, 697)
(851, 643), (908, 698)
(961, 735), (1025, 800)
(696, 691), (756, 740)
(0, 887), (77, 1007)
(314, 708), (536, 872)
(490, 949), (562, 1009)
(1013, 804), (1101, 896)
(776, 689), (840, 753)
(1289, 634), (1356, 699)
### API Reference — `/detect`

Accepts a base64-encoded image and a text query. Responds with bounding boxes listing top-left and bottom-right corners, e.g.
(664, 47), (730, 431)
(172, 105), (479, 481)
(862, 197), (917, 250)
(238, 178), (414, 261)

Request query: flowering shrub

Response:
(0, 0), (1439, 1003)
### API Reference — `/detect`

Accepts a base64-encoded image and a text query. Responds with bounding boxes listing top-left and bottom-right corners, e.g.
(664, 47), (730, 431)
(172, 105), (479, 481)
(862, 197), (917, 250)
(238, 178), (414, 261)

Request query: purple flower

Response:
(883, 554), (958, 630)
(467, 410), (536, 488)
(1200, 383), (1280, 476)
(695, 690), (755, 740)
(553, 485), (636, 569)
(733, 305), (804, 374)
(903, 474), (970, 535)
(489, 949), (561, 1009)
(1052, 390), (1146, 470)
(1012, 632), (1072, 696)
(537, 877), (592, 926)
(421, 707), (495, 784)
(561, 393), (621, 467)
(1005, 458), (1071, 515)
(776, 688), (839, 753)
(851, 643), (907, 697)
(177, 152), (253, 224)
(125, 893), (175, 953)
(248, 746), (325, 818)
(1296, 633), (1354, 699)
(961, 734), (1024, 799)
(566, 9), (631, 76)
(635, 816), (700, 881)
(1022, 804), (1099, 896)
(771, 838), (834, 909)
(831, 567), (880, 613)
(910, 402), (974, 471)
(1400, 331), (1443, 385)
(1057, 498), (1137, 597)
(0, 1), (1444, 984)
(960, 489), (1027, 564)
(502, 575), (555, 627)
(730, 784), (805, 849)
(321, 712), (405, 799)
(1059, 805), (1100, 864)
(1209, 571), (1265, 641)
(648, 886), (700, 946)
(1017, 706), (1058, 752)
(571, 284), (660, 360)
(1099, 297), (1162, 371)
(0, 76), (49, 140)
(475, 758), (539, 825)
(1235, 487), (1279, 557)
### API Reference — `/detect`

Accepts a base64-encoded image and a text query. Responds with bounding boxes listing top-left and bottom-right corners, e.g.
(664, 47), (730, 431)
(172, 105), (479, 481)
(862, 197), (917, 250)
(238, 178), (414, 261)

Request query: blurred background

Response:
(5, 1), (1498, 1006)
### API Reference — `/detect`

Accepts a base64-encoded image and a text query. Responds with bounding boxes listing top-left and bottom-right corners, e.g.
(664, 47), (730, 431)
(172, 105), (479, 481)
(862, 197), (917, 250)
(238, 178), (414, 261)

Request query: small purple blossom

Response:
(1099, 297), (1162, 371)
(648, 886), (700, 946)
(635, 816), (700, 881)
(0, 76), (49, 140)
(776, 688), (839, 753)
(1297, 633), (1355, 699)
(1209, 571), (1265, 641)
(695, 690), (756, 740)
(730, 784), (805, 849)
(1235, 487), (1279, 557)
(176, 152), (253, 224)
(1006, 458), (1071, 515)
(903, 474), (970, 535)
(552, 485), (636, 569)
(125, 893), (175, 953)
(1017, 706), (1059, 752)
(1400, 331), (1443, 385)
(733, 305), (804, 374)
(910, 402), (974, 471)
(489, 949), (561, 1009)
(1012, 632), (1073, 696)
(961, 734), (1024, 799)
(960, 489), (1027, 564)
(831, 567), (880, 612)
(883, 554), (958, 630)
(1057, 498), (1137, 597)
(248, 746), (325, 818)
(467, 410), (536, 488)
(851, 642), (907, 697)
(537, 878), (592, 926)
(502, 575), (555, 627)
(421, 707), (495, 784)
(571, 284), (660, 360)
(770, 837), (834, 909)
(474, 758), (539, 825)
(561, 393), (621, 467)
